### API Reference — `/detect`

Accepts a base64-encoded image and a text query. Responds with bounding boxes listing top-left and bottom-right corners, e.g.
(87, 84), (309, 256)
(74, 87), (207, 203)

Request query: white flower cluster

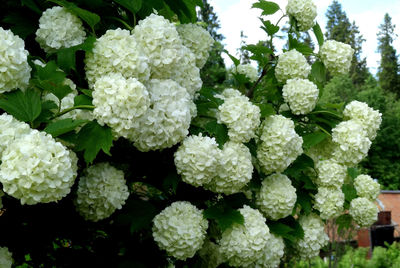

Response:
(332, 120), (371, 167)
(219, 205), (270, 267)
(35, 6), (86, 53)
(349, 197), (378, 227)
(315, 159), (347, 188)
(343, 100), (382, 141)
(92, 73), (150, 139)
(296, 213), (329, 260)
(256, 173), (297, 220)
(0, 113), (30, 158)
(75, 163), (129, 222)
(85, 28), (150, 88)
(177, 23), (214, 69)
(0, 27), (31, 93)
(249, 234), (285, 268)
(0, 130), (78, 205)
(217, 88), (261, 143)
(314, 187), (344, 219)
(282, 78), (319, 115)
(320, 40), (354, 76)
(0, 247), (12, 268)
(354, 174), (380, 200)
(306, 137), (335, 164)
(257, 115), (303, 174)
(152, 201), (208, 261)
(286, 0), (317, 31)
(275, 49), (311, 83)
(234, 64), (259, 83)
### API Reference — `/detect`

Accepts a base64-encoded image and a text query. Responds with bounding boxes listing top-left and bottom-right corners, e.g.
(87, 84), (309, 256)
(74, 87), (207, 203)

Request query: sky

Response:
(208, 0), (400, 74)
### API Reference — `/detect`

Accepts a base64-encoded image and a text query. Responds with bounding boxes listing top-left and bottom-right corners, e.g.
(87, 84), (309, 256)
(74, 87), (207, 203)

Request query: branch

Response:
(52, 105), (95, 119)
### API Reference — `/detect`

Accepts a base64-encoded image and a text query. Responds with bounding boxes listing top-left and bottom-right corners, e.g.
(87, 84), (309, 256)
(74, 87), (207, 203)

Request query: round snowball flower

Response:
(75, 163), (129, 222)
(295, 213), (329, 260)
(315, 159), (347, 188)
(257, 115), (303, 174)
(320, 40), (354, 76)
(217, 88), (261, 143)
(314, 187), (344, 220)
(0, 130), (78, 205)
(0, 113), (31, 158)
(152, 201), (208, 261)
(0, 247), (13, 268)
(219, 205), (270, 267)
(282, 78), (319, 115)
(206, 142), (253, 195)
(85, 28), (150, 88)
(35, 6), (86, 52)
(286, 0), (317, 31)
(343, 100), (382, 141)
(275, 49), (311, 83)
(349, 197), (378, 227)
(354, 174), (380, 200)
(306, 137), (335, 164)
(0, 27), (31, 92)
(256, 173), (297, 220)
(176, 23), (214, 69)
(247, 234), (285, 268)
(174, 134), (220, 187)
(92, 73), (150, 139)
(332, 120), (371, 167)
(234, 64), (259, 83)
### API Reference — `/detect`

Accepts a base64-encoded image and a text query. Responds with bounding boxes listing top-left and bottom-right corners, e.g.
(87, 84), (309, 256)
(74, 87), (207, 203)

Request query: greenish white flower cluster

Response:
(354, 174), (380, 200)
(257, 115), (303, 174)
(320, 40), (354, 76)
(315, 159), (347, 188)
(217, 88), (261, 143)
(275, 49), (311, 83)
(0, 247), (13, 268)
(349, 197), (378, 227)
(249, 234), (285, 268)
(306, 137), (335, 164)
(286, 0), (317, 31)
(282, 78), (319, 115)
(35, 6), (86, 52)
(219, 205), (270, 267)
(314, 187), (344, 219)
(0, 113), (30, 158)
(152, 201), (208, 261)
(256, 173), (297, 220)
(234, 64), (259, 83)
(75, 163), (129, 222)
(0, 27), (31, 93)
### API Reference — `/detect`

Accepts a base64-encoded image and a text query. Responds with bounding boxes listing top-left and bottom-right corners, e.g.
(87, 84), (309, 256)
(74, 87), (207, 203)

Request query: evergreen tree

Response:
(377, 13), (400, 95)
(238, 30), (251, 64)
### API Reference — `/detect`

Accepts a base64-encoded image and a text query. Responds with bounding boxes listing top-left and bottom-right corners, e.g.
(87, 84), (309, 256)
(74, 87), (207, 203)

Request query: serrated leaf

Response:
(347, 167), (358, 179)
(44, 119), (88, 137)
(204, 206), (244, 232)
(268, 222), (294, 237)
(0, 89), (41, 123)
(74, 94), (93, 106)
(336, 214), (353, 233)
(289, 37), (313, 55)
(313, 23), (324, 47)
(256, 103), (276, 118)
(302, 131), (328, 150)
(114, 0), (142, 13)
(80, 89), (93, 97)
(56, 36), (96, 72)
(204, 120), (228, 148)
(252, 0), (280, 15)
(284, 154), (314, 178)
(342, 184), (357, 203)
(296, 191), (313, 214)
(33, 100), (58, 126)
(310, 61), (326, 91)
(76, 121), (113, 164)
(269, 216), (304, 242)
(260, 19), (279, 35)
(243, 44), (273, 55)
(224, 50), (240, 66)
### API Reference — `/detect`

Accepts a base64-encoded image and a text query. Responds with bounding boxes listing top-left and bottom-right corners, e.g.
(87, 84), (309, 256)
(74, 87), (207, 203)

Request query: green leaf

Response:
(204, 206), (244, 232)
(76, 121), (113, 164)
(0, 89), (41, 123)
(268, 216), (304, 242)
(252, 0), (280, 15)
(2, 13), (37, 39)
(336, 214), (353, 233)
(260, 19), (280, 36)
(162, 172), (180, 195)
(284, 154), (314, 178)
(21, 0), (42, 14)
(347, 167), (359, 179)
(288, 37), (313, 55)
(256, 103), (276, 118)
(342, 183), (357, 203)
(310, 61), (326, 91)
(296, 191), (313, 214)
(302, 131), (329, 150)
(243, 44), (273, 55)
(74, 94), (93, 106)
(268, 222), (294, 237)
(313, 23), (324, 47)
(204, 120), (229, 148)
(115, 200), (158, 234)
(114, 0), (142, 13)
(56, 36), (96, 72)
(44, 119), (88, 137)
(224, 50), (240, 66)
(33, 100), (58, 126)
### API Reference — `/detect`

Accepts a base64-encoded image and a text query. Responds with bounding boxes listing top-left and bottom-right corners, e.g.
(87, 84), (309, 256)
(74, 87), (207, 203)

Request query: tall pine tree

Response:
(377, 13), (400, 95)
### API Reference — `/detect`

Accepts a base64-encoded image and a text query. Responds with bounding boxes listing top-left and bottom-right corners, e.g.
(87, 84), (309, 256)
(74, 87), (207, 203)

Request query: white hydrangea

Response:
(257, 115), (303, 174)
(315, 159), (347, 188)
(296, 213), (329, 260)
(92, 73), (150, 139)
(320, 40), (354, 76)
(206, 142), (253, 195)
(219, 205), (270, 267)
(314, 187), (344, 220)
(234, 64), (259, 83)
(0, 247), (13, 268)
(275, 49), (311, 83)
(152, 201), (208, 261)
(198, 240), (225, 268)
(256, 173), (297, 220)
(176, 23), (214, 69)
(332, 120), (371, 167)
(248, 234), (285, 268)
(0, 113), (31, 158)
(343, 100), (382, 140)
(217, 88), (261, 143)
(0, 27), (31, 92)
(0, 130), (78, 205)
(174, 134), (220, 187)
(127, 79), (193, 151)
(75, 163), (129, 222)
(282, 78), (319, 115)
(35, 6), (86, 52)
(306, 137), (335, 164)
(286, 0), (317, 31)
(354, 174), (380, 200)
(349, 197), (378, 227)
(85, 28), (150, 88)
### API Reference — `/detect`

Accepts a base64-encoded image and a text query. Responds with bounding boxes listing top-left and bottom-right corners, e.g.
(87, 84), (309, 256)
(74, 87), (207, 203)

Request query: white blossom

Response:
(315, 159), (347, 188)
(286, 0), (317, 31)
(0, 113), (31, 158)
(248, 234), (285, 268)
(234, 64), (259, 83)
(275, 49), (311, 83)
(306, 137), (335, 164)
(320, 40), (354, 76)
(349, 197), (378, 227)
(0, 247), (13, 268)
(314, 187), (344, 220)
(282, 78), (319, 115)
(354, 174), (380, 200)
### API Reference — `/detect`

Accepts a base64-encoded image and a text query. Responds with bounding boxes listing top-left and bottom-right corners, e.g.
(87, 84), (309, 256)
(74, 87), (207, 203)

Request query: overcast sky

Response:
(208, 0), (400, 74)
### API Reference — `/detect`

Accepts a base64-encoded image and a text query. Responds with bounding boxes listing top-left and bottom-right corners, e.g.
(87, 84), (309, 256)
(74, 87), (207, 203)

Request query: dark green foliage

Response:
(0, 89), (41, 124)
